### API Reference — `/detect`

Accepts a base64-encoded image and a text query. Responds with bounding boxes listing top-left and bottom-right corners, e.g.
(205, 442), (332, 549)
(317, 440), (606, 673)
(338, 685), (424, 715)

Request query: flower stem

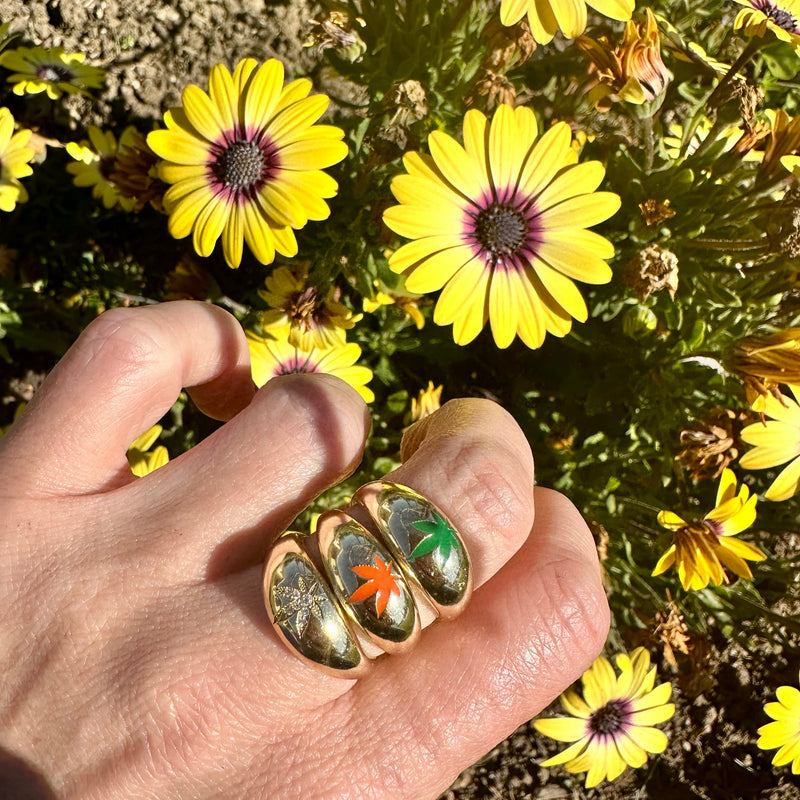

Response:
(705, 38), (763, 111)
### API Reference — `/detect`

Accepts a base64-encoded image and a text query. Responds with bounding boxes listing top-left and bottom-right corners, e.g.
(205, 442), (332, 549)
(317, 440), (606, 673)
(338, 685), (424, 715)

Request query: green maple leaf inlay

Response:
(410, 511), (461, 561)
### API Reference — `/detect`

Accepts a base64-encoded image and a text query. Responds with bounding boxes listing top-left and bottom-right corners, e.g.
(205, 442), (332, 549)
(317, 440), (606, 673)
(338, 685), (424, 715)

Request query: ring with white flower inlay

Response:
(262, 481), (472, 678)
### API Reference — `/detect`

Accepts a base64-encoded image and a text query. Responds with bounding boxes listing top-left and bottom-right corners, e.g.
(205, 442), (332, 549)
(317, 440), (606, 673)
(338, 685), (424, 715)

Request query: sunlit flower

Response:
(576, 9), (670, 109)
(382, 104), (619, 349)
(127, 424), (169, 477)
(247, 329), (374, 402)
(733, 0), (800, 52)
(733, 329), (800, 403)
(740, 385), (800, 501)
(66, 127), (141, 211)
(0, 108), (34, 212)
(499, 0), (634, 45)
(409, 381), (443, 423)
(534, 648), (674, 788)
(147, 58), (347, 269)
(652, 468), (763, 590)
(0, 45), (105, 99)
(760, 109), (800, 180)
(259, 265), (358, 349)
(758, 671), (800, 773)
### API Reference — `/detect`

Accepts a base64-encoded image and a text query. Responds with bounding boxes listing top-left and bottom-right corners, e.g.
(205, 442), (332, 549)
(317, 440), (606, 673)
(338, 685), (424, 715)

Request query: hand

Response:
(0, 301), (609, 800)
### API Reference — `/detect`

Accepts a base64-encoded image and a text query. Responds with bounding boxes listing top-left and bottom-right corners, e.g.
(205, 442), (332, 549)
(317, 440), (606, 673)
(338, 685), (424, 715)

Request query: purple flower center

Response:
(753, 0), (799, 32)
(589, 699), (631, 736)
(274, 354), (318, 376)
(36, 63), (74, 83)
(474, 203), (527, 259)
(210, 138), (276, 196)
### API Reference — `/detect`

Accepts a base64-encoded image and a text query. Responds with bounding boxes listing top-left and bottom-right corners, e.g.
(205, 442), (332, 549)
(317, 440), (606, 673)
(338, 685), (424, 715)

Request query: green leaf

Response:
(411, 511), (461, 560)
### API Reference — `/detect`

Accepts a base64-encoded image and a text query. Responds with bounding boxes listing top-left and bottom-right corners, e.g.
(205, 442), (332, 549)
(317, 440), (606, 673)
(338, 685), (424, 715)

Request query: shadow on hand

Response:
(0, 747), (59, 800)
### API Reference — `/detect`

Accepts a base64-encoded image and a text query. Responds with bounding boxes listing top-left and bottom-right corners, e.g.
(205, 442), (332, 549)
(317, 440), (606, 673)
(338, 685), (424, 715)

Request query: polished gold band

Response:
(263, 481), (472, 678)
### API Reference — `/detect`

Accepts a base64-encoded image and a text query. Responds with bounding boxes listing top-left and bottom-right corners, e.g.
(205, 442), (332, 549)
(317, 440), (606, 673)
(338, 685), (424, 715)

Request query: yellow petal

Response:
(402, 245), (476, 294)
(552, 0), (588, 38)
(518, 122), (573, 200)
(167, 186), (215, 240)
(243, 59), (284, 134)
(222, 203), (244, 268)
(532, 716), (587, 742)
(535, 161), (606, 213)
(182, 84), (225, 143)
(488, 267), (519, 349)
(192, 196), (228, 258)
(428, 129), (484, 200)
(540, 191), (622, 230)
(765, 456), (800, 502)
(208, 63), (237, 132)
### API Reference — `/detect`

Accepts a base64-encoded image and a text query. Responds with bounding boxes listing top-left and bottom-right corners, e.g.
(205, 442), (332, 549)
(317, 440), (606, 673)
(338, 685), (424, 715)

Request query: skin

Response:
(0, 301), (609, 800)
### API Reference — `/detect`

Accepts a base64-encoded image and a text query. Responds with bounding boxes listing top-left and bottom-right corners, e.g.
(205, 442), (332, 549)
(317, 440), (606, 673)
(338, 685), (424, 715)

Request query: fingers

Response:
(112, 373), (372, 578)
(339, 488), (609, 800)
(389, 398), (536, 588)
(0, 302), (255, 497)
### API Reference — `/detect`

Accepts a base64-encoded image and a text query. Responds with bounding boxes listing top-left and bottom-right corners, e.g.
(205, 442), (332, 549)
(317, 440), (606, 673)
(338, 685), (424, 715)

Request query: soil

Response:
(2, 1), (800, 798)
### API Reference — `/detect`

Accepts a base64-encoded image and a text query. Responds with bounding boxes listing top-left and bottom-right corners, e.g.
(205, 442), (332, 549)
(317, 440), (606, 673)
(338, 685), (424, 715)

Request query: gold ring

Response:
(263, 481), (472, 678)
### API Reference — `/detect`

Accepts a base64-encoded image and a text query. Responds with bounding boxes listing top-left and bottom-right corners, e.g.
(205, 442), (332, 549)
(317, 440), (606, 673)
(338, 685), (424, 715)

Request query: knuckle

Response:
(77, 308), (162, 378)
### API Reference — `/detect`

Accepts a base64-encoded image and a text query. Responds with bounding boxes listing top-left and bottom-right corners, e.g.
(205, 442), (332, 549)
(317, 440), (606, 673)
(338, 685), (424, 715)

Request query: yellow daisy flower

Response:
(66, 127), (141, 211)
(534, 648), (674, 788)
(499, 0), (634, 45)
(259, 265), (358, 349)
(652, 468), (764, 590)
(127, 424), (169, 477)
(758, 671), (800, 773)
(0, 107), (35, 212)
(0, 45), (105, 99)
(247, 329), (374, 402)
(733, 0), (800, 52)
(147, 58), (348, 269)
(362, 285), (427, 330)
(382, 104), (619, 350)
(409, 381), (443, 423)
(740, 385), (800, 501)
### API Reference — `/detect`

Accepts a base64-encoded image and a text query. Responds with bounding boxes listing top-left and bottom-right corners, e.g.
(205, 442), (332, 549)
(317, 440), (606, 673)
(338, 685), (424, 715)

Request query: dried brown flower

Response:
(164, 255), (215, 301)
(622, 243), (679, 302)
(675, 407), (747, 481)
(639, 198), (676, 227)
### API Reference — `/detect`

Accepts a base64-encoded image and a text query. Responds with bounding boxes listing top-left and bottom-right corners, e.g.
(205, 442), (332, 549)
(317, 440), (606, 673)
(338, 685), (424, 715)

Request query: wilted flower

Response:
(247, 329), (374, 402)
(676, 408), (746, 482)
(622, 243), (678, 302)
(0, 108), (35, 213)
(304, 10), (366, 61)
(383, 104), (619, 349)
(163, 256), (215, 301)
(385, 79), (428, 125)
(499, 0), (635, 45)
(0, 45), (105, 99)
(653, 468), (763, 590)
(147, 58), (347, 268)
(110, 128), (167, 212)
(577, 9), (670, 109)
(467, 69), (517, 111)
(757, 671), (800, 773)
(740, 385), (800, 501)
(639, 198), (676, 227)
(734, 0), (800, 52)
(259, 265), (359, 350)
(127, 425), (169, 477)
(733, 329), (800, 402)
(534, 648), (675, 788)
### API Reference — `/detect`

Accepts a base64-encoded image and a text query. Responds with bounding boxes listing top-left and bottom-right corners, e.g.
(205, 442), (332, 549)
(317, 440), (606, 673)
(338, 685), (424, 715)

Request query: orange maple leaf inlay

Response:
(348, 555), (401, 616)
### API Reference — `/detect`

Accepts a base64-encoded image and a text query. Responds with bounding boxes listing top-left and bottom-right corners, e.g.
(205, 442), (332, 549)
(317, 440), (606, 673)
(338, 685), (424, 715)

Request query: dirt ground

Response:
(2, 1), (800, 798)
